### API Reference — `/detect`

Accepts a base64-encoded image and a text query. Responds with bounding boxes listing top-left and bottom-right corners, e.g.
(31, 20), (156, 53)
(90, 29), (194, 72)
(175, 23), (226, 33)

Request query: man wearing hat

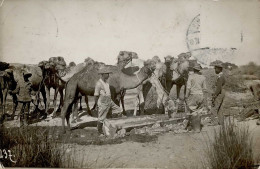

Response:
(92, 66), (123, 134)
(9, 69), (32, 127)
(210, 61), (226, 125)
(185, 63), (208, 114)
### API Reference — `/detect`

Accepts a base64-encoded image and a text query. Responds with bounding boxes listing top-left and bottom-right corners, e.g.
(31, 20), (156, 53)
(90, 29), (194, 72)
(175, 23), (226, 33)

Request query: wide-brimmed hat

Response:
(193, 63), (202, 71)
(212, 60), (224, 68)
(98, 66), (112, 74)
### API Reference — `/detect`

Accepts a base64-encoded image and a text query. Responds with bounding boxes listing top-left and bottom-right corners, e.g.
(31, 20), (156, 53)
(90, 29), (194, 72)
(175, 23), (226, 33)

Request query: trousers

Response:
(98, 96), (122, 122)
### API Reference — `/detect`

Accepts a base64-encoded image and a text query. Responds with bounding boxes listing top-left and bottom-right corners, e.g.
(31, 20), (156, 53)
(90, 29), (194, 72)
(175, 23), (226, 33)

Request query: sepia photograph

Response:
(0, 0), (260, 168)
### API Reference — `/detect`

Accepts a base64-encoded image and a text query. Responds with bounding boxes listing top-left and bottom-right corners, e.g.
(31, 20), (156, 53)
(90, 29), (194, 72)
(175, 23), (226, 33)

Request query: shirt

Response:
(186, 73), (207, 95)
(214, 72), (226, 96)
(94, 79), (111, 97)
(12, 80), (32, 102)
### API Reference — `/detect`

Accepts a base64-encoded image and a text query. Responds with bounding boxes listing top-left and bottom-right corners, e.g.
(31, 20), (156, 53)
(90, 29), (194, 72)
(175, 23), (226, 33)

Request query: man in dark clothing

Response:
(10, 71), (32, 127)
(210, 61), (226, 125)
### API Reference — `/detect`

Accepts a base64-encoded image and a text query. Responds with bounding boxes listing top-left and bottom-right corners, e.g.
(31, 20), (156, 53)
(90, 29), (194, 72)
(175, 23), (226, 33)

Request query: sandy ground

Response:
(2, 88), (260, 168)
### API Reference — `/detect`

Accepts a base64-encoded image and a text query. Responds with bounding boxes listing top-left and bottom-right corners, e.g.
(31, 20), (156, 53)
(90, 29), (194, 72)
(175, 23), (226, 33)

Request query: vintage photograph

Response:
(0, 0), (260, 168)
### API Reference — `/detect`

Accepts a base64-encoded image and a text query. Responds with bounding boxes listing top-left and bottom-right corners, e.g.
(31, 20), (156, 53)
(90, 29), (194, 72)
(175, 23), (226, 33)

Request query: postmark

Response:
(186, 14), (238, 66)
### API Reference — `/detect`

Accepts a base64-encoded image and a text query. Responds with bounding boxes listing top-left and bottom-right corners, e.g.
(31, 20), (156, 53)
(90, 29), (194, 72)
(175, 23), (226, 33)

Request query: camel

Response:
(5, 64), (47, 119)
(0, 62), (17, 115)
(123, 56), (166, 116)
(61, 60), (155, 132)
(165, 52), (197, 101)
(38, 60), (65, 117)
(66, 52), (139, 122)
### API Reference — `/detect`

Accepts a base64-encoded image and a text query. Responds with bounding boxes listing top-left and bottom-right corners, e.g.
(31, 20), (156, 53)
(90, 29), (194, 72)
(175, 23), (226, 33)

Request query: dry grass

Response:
(0, 125), (64, 167)
(204, 119), (255, 169)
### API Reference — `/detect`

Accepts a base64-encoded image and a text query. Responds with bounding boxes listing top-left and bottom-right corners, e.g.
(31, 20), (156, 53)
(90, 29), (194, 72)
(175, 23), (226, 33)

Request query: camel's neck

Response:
(119, 68), (150, 89)
(117, 60), (129, 70)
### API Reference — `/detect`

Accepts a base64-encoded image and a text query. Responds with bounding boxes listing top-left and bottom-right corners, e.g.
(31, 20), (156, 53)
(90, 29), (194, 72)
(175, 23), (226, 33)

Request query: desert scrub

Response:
(205, 120), (255, 169)
(0, 125), (65, 167)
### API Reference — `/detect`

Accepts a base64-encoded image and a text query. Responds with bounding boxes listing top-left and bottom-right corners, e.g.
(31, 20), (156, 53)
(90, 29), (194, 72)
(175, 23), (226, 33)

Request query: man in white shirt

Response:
(92, 66), (123, 134)
(185, 63), (208, 113)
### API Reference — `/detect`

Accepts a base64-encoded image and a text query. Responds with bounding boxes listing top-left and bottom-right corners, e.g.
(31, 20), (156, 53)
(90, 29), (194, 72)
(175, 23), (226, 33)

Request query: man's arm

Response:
(185, 77), (191, 99)
(213, 76), (224, 98)
(92, 82), (101, 110)
(10, 83), (20, 95)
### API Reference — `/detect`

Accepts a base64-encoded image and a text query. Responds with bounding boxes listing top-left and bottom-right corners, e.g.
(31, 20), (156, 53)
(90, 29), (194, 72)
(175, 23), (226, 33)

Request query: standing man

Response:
(210, 61), (226, 125)
(92, 66), (123, 134)
(10, 70), (32, 127)
(185, 63), (208, 114)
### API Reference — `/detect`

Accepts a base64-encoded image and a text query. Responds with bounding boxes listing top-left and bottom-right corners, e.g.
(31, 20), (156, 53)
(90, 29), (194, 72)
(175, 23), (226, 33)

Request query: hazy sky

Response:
(0, 0), (259, 66)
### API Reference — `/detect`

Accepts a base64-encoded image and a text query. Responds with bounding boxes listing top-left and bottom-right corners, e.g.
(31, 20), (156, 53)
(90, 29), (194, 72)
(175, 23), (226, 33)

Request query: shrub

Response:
(0, 125), (63, 167)
(205, 120), (255, 169)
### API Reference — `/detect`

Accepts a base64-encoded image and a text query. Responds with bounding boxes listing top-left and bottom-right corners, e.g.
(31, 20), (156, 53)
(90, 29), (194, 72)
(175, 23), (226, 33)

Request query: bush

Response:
(0, 125), (63, 167)
(205, 120), (255, 169)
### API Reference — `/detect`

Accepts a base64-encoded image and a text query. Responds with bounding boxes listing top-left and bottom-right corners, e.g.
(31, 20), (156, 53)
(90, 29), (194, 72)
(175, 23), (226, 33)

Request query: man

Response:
(10, 70), (32, 127)
(92, 66), (123, 134)
(185, 63), (208, 114)
(210, 61), (226, 125)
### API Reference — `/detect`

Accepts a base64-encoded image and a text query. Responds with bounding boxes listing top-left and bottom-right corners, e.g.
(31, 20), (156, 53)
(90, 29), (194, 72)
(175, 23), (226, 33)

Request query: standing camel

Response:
(67, 51), (139, 121)
(62, 62), (155, 132)
(38, 57), (67, 117)
(164, 53), (196, 101)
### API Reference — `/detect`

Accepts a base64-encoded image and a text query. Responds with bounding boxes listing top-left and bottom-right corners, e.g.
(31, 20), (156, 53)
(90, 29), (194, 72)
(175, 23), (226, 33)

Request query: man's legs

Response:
(210, 92), (225, 125)
(97, 101), (111, 134)
(186, 94), (204, 113)
(20, 102), (25, 127)
(24, 102), (30, 126)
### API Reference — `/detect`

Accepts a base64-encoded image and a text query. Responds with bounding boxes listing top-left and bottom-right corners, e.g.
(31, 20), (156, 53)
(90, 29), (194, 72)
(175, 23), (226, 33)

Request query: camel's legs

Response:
(85, 96), (92, 116)
(62, 96), (74, 133)
(79, 96), (83, 111)
(52, 88), (58, 114)
(2, 88), (8, 115)
(59, 88), (64, 109)
(45, 86), (51, 114)
(120, 90), (126, 115)
(53, 88), (64, 118)
(0, 89), (3, 106)
(133, 94), (139, 116)
(40, 86), (47, 110)
(11, 95), (18, 120)
(72, 97), (79, 121)
(62, 83), (77, 133)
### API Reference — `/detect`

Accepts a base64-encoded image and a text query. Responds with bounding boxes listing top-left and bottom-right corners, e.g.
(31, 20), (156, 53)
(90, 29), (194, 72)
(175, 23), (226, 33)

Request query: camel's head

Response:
(178, 52), (191, 61)
(142, 59), (157, 76)
(164, 55), (174, 67)
(84, 57), (95, 65)
(68, 62), (76, 67)
(117, 51), (138, 65)
(152, 56), (161, 63)
(49, 56), (67, 71)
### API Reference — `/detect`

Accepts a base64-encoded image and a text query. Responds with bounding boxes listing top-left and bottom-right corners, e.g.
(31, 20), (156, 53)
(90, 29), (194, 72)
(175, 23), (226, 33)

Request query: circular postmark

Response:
(186, 14), (237, 66)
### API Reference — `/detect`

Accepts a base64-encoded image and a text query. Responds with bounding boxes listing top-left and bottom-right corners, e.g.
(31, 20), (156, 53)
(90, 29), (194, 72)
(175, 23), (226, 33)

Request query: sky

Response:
(0, 0), (259, 66)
